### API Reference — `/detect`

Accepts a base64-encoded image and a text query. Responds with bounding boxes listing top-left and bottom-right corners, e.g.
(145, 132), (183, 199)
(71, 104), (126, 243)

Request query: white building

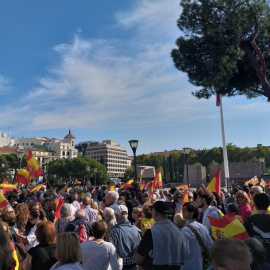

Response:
(83, 140), (128, 178)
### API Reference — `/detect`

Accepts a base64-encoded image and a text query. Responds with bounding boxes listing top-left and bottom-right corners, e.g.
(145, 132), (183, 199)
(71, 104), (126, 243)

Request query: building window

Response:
(62, 151), (65, 156)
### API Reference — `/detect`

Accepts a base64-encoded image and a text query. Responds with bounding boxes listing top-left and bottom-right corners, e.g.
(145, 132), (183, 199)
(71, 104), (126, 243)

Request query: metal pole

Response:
(134, 151), (137, 183)
(186, 154), (189, 187)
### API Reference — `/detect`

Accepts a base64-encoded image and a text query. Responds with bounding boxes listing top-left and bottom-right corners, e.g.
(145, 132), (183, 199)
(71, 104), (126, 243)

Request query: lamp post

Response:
(94, 168), (97, 187)
(183, 147), (191, 187)
(129, 140), (139, 183)
(86, 166), (90, 186)
(259, 157), (265, 178)
(43, 157), (50, 189)
(15, 149), (25, 183)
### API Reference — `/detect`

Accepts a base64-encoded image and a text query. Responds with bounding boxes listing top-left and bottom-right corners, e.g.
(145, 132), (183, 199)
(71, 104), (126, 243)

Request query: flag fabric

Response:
(140, 181), (150, 191)
(206, 169), (221, 196)
(15, 169), (30, 186)
(2, 179), (7, 184)
(139, 169), (144, 186)
(216, 94), (220, 107)
(179, 190), (189, 214)
(60, 182), (70, 195)
(175, 183), (189, 190)
(75, 180), (81, 184)
(153, 169), (162, 189)
(208, 212), (250, 240)
(120, 179), (133, 189)
(108, 182), (115, 191)
(0, 183), (17, 191)
(26, 151), (43, 178)
(0, 192), (9, 210)
(55, 195), (64, 221)
(260, 179), (267, 187)
(245, 176), (259, 186)
(29, 183), (45, 193)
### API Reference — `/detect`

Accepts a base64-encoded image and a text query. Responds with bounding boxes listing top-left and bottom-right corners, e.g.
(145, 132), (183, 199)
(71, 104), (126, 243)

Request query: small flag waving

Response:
(15, 169), (30, 186)
(175, 183), (189, 190)
(0, 183), (17, 192)
(55, 195), (64, 221)
(153, 169), (162, 189)
(179, 190), (189, 214)
(140, 181), (150, 191)
(60, 182), (70, 195)
(245, 176), (259, 186)
(0, 192), (9, 210)
(26, 151), (43, 178)
(209, 212), (250, 240)
(108, 182), (115, 191)
(120, 179), (133, 189)
(29, 183), (45, 193)
(260, 179), (266, 187)
(206, 169), (221, 196)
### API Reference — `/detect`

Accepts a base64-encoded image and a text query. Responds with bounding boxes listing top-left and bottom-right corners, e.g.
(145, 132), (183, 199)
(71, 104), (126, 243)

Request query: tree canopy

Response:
(171, 0), (270, 100)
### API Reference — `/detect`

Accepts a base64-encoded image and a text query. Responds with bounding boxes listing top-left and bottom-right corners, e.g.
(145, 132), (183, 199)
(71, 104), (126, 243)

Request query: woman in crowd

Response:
(17, 209), (46, 251)
(50, 232), (83, 270)
(14, 203), (29, 234)
(132, 207), (143, 229)
(235, 190), (251, 221)
(173, 191), (183, 214)
(81, 220), (120, 270)
(173, 213), (187, 231)
(141, 203), (155, 234)
(55, 203), (73, 235)
(0, 222), (16, 270)
(24, 221), (57, 270)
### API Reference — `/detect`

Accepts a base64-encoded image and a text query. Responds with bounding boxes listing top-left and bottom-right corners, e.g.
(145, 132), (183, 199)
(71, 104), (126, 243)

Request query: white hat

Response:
(114, 205), (128, 216)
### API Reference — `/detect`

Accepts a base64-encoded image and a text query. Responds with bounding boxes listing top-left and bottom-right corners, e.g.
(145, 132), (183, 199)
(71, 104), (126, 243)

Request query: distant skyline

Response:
(0, 0), (269, 157)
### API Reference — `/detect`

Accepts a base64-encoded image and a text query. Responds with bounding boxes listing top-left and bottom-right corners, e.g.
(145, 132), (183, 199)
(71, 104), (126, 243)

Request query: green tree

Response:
(171, 0), (270, 100)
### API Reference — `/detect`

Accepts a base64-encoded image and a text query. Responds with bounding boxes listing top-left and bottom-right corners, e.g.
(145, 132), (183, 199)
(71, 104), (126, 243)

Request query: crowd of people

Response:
(0, 181), (270, 270)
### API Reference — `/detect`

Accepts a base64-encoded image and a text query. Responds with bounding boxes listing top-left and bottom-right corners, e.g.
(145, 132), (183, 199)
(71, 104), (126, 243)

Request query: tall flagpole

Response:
(217, 95), (229, 189)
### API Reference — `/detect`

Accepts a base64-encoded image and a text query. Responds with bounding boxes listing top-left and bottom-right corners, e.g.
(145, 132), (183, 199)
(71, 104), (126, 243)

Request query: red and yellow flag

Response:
(206, 169), (221, 196)
(0, 192), (9, 210)
(179, 190), (189, 214)
(26, 151), (43, 178)
(15, 169), (30, 186)
(153, 169), (162, 189)
(0, 183), (17, 191)
(29, 183), (45, 193)
(108, 182), (115, 191)
(75, 180), (81, 184)
(140, 181), (150, 191)
(120, 179), (133, 189)
(2, 179), (7, 184)
(55, 195), (65, 221)
(60, 182), (70, 195)
(175, 183), (189, 190)
(209, 212), (250, 240)
(245, 176), (259, 186)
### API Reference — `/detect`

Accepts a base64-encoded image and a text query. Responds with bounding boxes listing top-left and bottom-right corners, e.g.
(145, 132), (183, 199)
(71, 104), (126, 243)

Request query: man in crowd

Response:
(250, 185), (270, 215)
(110, 205), (141, 270)
(103, 207), (116, 242)
(134, 201), (186, 270)
(126, 191), (140, 222)
(105, 191), (119, 211)
(83, 196), (99, 225)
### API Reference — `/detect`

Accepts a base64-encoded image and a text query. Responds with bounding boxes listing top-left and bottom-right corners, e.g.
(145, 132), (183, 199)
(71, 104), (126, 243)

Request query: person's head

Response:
(159, 189), (164, 196)
(235, 191), (250, 205)
(0, 222), (13, 270)
(15, 203), (29, 230)
(226, 203), (238, 214)
(29, 202), (42, 211)
(105, 191), (119, 206)
(219, 191), (225, 202)
(1, 205), (16, 226)
(92, 220), (108, 239)
(212, 237), (252, 270)
(36, 221), (56, 245)
(142, 204), (152, 219)
(83, 196), (91, 206)
(55, 232), (82, 265)
(129, 191), (136, 200)
(150, 201), (170, 221)
(103, 207), (115, 223)
(254, 193), (270, 211)
(166, 193), (173, 201)
(60, 203), (71, 218)
(75, 209), (85, 218)
(173, 213), (187, 229)
(29, 209), (46, 225)
(182, 202), (199, 221)
(250, 186), (263, 200)
(141, 192), (148, 202)
(91, 200), (98, 210)
(244, 238), (268, 265)
(132, 207), (142, 221)
(173, 192), (182, 202)
(1, 205), (15, 217)
(114, 205), (128, 223)
(196, 189), (215, 208)
(265, 187), (270, 195)
(64, 195), (73, 204)
(187, 191), (194, 202)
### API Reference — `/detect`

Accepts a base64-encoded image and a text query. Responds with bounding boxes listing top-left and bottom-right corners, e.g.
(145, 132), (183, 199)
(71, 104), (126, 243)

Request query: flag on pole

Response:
(153, 169), (162, 189)
(260, 179), (267, 187)
(60, 182), (70, 195)
(108, 182), (115, 191)
(245, 176), (259, 186)
(120, 179), (133, 189)
(55, 195), (64, 221)
(15, 169), (31, 186)
(0, 192), (9, 210)
(175, 183), (189, 190)
(209, 212), (250, 240)
(179, 190), (189, 214)
(206, 169), (221, 196)
(0, 183), (18, 192)
(29, 183), (45, 193)
(26, 151), (43, 178)
(140, 181), (150, 191)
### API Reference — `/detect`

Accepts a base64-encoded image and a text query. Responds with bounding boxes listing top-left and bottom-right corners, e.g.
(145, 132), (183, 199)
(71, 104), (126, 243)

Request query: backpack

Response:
(74, 223), (87, 243)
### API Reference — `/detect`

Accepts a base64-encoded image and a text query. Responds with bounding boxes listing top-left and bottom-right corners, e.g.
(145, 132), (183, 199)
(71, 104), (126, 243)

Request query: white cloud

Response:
(0, 75), (12, 95)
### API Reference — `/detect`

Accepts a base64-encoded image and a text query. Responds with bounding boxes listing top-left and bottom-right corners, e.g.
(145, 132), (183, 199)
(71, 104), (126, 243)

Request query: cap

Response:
(150, 201), (170, 215)
(114, 205), (128, 216)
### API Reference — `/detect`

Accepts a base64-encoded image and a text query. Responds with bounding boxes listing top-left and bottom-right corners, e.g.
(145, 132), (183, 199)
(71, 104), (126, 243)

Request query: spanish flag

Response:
(108, 182), (115, 191)
(179, 190), (189, 214)
(206, 168), (221, 196)
(0, 183), (17, 191)
(175, 183), (189, 190)
(26, 151), (43, 178)
(2, 179), (7, 184)
(153, 169), (162, 189)
(140, 181), (150, 191)
(15, 169), (30, 186)
(29, 183), (45, 193)
(120, 179), (133, 189)
(60, 182), (70, 195)
(0, 192), (9, 210)
(55, 194), (64, 221)
(209, 212), (250, 240)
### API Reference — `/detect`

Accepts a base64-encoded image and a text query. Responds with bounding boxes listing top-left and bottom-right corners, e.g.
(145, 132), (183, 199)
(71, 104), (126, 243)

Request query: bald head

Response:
(75, 209), (86, 218)
(251, 186), (263, 200)
(83, 196), (92, 206)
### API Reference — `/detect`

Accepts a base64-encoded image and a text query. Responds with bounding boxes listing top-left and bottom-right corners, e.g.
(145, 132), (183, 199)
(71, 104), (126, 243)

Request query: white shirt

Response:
(25, 225), (38, 251)
(69, 203), (77, 218)
(81, 240), (120, 270)
(182, 220), (213, 270)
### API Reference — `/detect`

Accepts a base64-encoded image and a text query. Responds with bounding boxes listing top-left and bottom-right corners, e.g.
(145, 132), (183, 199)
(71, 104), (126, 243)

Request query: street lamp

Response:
(259, 157), (265, 178)
(129, 140), (139, 183)
(86, 166), (90, 186)
(183, 147), (191, 187)
(94, 168), (97, 187)
(15, 149), (25, 183)
(43, 157), (50, 189)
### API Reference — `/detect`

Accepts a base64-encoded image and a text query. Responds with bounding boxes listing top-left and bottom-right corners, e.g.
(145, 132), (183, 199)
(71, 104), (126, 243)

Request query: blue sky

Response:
(0, 0), (269, 156)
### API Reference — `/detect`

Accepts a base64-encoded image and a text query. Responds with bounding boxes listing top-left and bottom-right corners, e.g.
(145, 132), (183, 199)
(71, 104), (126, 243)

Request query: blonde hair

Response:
(173, 213), (187, 228)
(55, 232), (82, 265)
(235, 191), (250, 205)
(91, 200), (98, 210)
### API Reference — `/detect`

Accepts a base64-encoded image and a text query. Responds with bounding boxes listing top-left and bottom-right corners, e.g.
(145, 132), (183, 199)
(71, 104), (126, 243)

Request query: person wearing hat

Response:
(110, 205), (141, 270)
(134, 201), (187, 270)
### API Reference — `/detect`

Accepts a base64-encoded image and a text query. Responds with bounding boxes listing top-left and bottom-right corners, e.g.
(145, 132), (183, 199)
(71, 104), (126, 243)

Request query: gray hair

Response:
(60, 203), (71, 218)
(1, 205), (14, 215)
(103, 207), (114, 217)
(107, 191), (119, 202)
(85, 192), (92, 198)
(75, 209), (85, 218)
